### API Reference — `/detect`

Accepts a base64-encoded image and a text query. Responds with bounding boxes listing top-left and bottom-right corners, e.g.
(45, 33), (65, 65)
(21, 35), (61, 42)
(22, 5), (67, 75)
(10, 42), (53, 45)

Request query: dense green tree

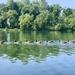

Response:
(62, 8), (73, 17)
(48, 5), (53, 12)
(23, 0), (30, 5)
(69, 18), (75, 30)
(0, 0), (75, 31)
(32, 0), (40, 7)
(21, 4), (30, 15)
(29, 6), (40, 19)
(34, 11), (52, 30)
(52, 4), (62, 24)
(19, 13), (34, 30)
(6, 0), (15, 10)
(40, 0), (49, 12)
(21, 0), (40, 18)
(32, 0), (40, 18)
(15, 1), (23, 16)
(7, 10), (19, 28)
(0, 4), (8, 28)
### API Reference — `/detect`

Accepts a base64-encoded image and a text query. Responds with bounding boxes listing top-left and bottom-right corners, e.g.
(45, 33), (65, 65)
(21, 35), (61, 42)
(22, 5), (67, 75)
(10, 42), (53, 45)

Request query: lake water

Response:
(0, 30), (75, 75)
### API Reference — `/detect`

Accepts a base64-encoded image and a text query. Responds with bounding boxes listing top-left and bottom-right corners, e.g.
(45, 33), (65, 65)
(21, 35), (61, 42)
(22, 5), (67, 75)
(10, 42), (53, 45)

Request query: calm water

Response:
(0, 30), (75, 75)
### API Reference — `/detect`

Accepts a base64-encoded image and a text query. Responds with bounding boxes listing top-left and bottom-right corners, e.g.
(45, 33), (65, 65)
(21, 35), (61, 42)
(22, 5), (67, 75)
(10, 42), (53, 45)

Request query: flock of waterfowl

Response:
(0, 40), (75, 45)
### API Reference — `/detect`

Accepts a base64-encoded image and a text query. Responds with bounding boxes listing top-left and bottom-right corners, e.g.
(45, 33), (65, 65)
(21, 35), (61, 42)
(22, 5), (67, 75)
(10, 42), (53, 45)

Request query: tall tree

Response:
(19, 13), (34, 30)
(0, 4), (8, 28)
(6, 0), (15, 10)
(34, 11), (52, 30)
(23, 0), (30, 5)
(62, 8), (73, 17)
(7, 10), (18, 28)
(13, 1), (23, 16)
(32, 0), (40, 7)
(52, 4), (62, 25)
(40, 0), (48, 11)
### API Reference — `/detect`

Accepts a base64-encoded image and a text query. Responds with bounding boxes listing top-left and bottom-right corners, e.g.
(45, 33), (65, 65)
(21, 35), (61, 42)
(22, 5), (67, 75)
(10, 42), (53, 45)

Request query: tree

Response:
(0, 4), (8, 28)
(48, 5), (53, 13)
(6, 0), (15, 10)
(32, 0), (40, 7)
(29, 6), (40, 19)
(15, 1), (23, 16)
(23, 0), (30, 5)
(69, 18), (75, 30)
(62, 8), (73, 17)
(7, 10), (18, 28)
(34, 11), (52, 30)
(40, 0), (49, 12)
(19, 14), (34, 30)
(21, 5), (30, 15)
(52, 4), (62, 24)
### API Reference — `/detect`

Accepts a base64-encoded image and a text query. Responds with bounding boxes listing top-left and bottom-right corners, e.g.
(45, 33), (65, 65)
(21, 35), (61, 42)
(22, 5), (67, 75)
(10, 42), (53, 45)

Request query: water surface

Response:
(0, 30), (75, 75)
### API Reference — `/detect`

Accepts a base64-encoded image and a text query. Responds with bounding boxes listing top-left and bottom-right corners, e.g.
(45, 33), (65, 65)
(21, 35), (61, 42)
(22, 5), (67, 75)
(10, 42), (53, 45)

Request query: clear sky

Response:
(0, 0), (75, 8)
(47, 0), (75, 8)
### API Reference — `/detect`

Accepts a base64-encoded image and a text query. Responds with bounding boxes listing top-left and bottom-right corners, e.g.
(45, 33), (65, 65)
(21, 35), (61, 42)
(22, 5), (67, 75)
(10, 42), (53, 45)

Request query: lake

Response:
(0, 30), (75, 75)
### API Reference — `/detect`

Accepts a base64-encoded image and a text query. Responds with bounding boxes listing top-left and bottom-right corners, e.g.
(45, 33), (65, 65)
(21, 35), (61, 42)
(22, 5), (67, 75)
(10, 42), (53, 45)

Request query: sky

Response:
(0, 0), (75, 8)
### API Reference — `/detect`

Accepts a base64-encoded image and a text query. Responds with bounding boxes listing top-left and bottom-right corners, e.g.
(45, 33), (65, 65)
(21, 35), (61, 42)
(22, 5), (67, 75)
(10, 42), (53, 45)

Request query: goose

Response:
(49, 40), (54, 43)
(14, 40), (22, 44)
(68, 40), (75, 44)
(25, 40), (31, 44)
(59, 40), (68, 44)
(0, 40), (4, 44)
(71, 40), (75, 43)
(46, 40), (54, 45)
(68, 40), (73, 44)
(35, 40), (41, 45)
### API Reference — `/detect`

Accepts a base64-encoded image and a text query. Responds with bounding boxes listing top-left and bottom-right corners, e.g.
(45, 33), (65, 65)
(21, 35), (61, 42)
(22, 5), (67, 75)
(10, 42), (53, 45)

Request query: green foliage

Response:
(23, 0), (30, 5)
(69, 18), (75, 30)
(19, 13), (33, 30)
(40, 0), (49, 11)
(15, 1), (23, 16)
(0, 0), (75, 31)
(6, 0), (15, 10)
(62, 8), (73, 17)
(34, 11), (52, 30)
(21, 5), (30, 15)
(7, 10), (19, 28)
(0, 4), (8, 28)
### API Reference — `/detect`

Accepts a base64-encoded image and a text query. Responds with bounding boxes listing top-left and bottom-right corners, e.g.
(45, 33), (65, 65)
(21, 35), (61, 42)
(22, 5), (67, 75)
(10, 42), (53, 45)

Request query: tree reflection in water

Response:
(0, 30), (75, 64)
(0, 45), (60, 64)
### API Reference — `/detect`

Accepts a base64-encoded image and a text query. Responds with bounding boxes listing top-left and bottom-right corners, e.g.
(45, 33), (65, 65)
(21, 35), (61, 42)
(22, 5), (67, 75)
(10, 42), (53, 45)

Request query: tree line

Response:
(0, 0), (75, 31)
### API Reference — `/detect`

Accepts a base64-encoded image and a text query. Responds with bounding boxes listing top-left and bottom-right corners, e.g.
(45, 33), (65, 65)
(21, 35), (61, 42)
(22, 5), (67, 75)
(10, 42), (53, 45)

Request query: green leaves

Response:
(6, 0), (15, 10)
(0, 0), (75, 31)
(19, 14), (33, 30)
(7, 10), (18, 28)
(34, 11), (52, 30)
(62, 8), (73, 17)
